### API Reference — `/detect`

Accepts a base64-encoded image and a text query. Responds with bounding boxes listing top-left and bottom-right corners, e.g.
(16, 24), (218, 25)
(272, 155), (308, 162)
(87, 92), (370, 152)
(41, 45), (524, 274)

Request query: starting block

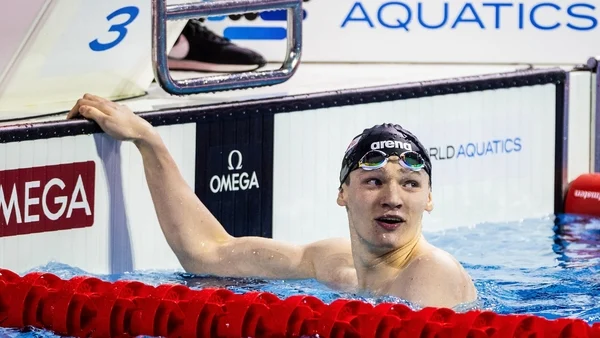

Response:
(0, 0), (304, 121)
(0, 0), (188, 120)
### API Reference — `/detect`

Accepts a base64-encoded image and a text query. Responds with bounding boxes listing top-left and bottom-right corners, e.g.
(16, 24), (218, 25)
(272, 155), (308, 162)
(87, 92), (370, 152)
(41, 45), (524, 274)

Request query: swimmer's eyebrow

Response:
(355, 168), (385, 178)
(357, 167), (423, 178)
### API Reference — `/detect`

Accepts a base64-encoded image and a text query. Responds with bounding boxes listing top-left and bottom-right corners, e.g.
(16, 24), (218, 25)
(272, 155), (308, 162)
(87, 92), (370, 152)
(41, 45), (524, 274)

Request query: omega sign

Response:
(209, 149), (259, 193)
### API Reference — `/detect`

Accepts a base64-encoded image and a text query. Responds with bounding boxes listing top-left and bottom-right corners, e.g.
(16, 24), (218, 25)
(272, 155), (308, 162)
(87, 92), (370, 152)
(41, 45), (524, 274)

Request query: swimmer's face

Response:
(337, 156), (433, 251)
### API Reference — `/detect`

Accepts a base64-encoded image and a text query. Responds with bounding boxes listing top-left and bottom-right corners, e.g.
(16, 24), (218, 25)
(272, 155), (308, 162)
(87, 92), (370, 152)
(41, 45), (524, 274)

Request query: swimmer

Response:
(67, 93), (478, 309)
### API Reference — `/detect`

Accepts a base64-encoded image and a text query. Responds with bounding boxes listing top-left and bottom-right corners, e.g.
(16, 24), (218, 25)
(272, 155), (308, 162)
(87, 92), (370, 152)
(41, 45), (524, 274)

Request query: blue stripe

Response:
(224, 27), (287, 40)
(259, 9), (307, 21)
(207, 16), (226, 21)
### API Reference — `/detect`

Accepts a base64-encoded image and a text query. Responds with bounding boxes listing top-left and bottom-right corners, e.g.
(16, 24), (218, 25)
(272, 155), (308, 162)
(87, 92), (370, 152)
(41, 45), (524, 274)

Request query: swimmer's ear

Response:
(337, 186), (347, 207)
(425, 191), (434, 213)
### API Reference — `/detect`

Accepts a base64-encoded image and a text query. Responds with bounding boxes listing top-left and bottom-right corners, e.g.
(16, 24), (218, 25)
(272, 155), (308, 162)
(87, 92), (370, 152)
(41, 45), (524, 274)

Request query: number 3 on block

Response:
(89, 6), (140, 52)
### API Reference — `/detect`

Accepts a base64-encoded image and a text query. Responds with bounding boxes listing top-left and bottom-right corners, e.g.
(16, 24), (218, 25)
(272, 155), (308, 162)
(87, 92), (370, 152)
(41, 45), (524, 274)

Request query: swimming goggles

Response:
(358, 149), (426, 172)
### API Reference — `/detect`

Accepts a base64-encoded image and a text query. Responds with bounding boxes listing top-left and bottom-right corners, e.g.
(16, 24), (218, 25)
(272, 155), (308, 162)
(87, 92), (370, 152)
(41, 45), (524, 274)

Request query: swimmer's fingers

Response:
(78, 105), (106, 123)
(67, 100), (83, 119)
(67, 94), (120, 120)
(66, 93), (147, 142)
(72, 99), (115, 119)
(82, 93), (120, 109)
(67, 99), (102, 119)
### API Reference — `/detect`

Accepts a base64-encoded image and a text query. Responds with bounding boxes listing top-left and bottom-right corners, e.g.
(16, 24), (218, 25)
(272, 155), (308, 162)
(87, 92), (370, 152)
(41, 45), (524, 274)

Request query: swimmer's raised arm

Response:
(67, 94), (355, 287)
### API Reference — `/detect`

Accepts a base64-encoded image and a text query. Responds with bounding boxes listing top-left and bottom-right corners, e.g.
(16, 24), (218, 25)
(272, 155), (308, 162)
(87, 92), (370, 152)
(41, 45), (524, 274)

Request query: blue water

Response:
(2, 214), (600, 337)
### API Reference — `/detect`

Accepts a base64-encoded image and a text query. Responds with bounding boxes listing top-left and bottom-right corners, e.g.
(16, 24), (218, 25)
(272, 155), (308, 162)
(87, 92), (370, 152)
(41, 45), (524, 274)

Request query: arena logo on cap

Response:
(371, 140), (413, 151)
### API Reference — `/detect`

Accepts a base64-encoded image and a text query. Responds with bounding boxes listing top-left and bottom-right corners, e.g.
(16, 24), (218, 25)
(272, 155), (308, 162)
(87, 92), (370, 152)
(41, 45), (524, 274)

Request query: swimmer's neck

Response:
(352, 232), (427, 294)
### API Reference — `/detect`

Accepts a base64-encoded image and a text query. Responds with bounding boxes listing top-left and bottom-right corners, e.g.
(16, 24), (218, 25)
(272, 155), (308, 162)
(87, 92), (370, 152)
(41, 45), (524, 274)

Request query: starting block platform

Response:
(0, 62), (543, 123)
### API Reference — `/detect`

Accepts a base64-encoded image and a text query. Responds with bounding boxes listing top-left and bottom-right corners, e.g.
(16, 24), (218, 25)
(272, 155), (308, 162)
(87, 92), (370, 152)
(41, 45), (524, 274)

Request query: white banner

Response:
(204, 0), (600, 64)
(0, 124), (196, 275)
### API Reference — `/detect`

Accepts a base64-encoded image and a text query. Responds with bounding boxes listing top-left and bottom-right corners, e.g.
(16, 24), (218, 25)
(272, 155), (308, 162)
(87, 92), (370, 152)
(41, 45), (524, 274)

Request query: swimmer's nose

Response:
(380, 183), (404, 209)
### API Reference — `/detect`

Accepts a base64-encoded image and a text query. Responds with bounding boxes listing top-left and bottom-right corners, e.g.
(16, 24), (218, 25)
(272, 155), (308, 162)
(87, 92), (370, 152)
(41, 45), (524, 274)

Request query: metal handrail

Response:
(151, 0), (302, 95)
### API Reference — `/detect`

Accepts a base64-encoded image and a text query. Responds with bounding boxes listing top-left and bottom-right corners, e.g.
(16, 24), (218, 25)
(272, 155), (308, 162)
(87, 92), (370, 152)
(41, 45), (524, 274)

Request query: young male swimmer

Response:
(67, 93), (478, 309)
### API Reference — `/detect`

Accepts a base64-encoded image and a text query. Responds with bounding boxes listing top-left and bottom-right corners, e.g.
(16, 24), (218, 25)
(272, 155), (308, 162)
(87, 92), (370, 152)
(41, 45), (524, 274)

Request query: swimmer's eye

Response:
(403, 180), (420, 188)
(363, 178), (382, 186)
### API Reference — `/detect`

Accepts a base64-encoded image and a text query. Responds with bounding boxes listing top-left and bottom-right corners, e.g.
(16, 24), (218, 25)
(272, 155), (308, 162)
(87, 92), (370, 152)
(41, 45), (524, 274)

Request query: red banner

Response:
(0, 161), (96, 237)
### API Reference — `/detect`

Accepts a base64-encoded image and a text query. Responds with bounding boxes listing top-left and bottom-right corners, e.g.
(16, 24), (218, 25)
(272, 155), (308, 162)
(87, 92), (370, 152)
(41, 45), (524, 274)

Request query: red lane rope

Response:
(0, 269), (598, 337)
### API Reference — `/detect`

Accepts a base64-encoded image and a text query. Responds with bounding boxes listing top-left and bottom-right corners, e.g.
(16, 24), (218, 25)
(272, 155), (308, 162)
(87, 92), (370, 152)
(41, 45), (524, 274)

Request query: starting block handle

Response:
(151, 0), (302, 95)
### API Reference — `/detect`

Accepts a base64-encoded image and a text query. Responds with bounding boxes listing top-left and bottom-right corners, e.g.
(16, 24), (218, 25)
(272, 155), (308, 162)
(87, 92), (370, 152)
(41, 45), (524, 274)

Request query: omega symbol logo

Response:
(227, 150), (243, 170)
(210, 149), (260, 193)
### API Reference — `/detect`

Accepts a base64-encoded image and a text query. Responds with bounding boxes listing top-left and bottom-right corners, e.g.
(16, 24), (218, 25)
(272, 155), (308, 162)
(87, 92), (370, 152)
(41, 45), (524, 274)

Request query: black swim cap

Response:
(339, 123), (432, 186)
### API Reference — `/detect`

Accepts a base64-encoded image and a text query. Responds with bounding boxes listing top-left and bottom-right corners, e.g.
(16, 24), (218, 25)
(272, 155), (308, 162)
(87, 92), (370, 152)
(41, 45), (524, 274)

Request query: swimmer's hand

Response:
(67, 93), (154, 144)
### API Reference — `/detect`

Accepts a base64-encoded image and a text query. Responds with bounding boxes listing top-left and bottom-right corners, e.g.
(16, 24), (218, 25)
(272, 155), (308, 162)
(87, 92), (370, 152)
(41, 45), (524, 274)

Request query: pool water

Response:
(2, 214), (600, 337)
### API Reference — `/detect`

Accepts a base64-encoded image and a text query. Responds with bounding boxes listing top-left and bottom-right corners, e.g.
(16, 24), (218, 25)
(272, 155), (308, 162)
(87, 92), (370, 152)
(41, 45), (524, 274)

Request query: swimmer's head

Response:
(339, 123), (432, 187)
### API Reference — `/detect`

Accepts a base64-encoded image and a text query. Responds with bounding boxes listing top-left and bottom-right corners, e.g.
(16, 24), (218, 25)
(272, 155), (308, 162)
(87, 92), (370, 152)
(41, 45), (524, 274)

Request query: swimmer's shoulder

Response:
(304, 237), (357, 290)
(394, 245), (477, 308)
(304, 237), (353, 268)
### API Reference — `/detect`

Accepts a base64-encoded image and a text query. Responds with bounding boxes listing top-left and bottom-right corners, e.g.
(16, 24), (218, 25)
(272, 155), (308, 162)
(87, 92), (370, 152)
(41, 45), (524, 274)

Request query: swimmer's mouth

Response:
(375, 216), (405, 225)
